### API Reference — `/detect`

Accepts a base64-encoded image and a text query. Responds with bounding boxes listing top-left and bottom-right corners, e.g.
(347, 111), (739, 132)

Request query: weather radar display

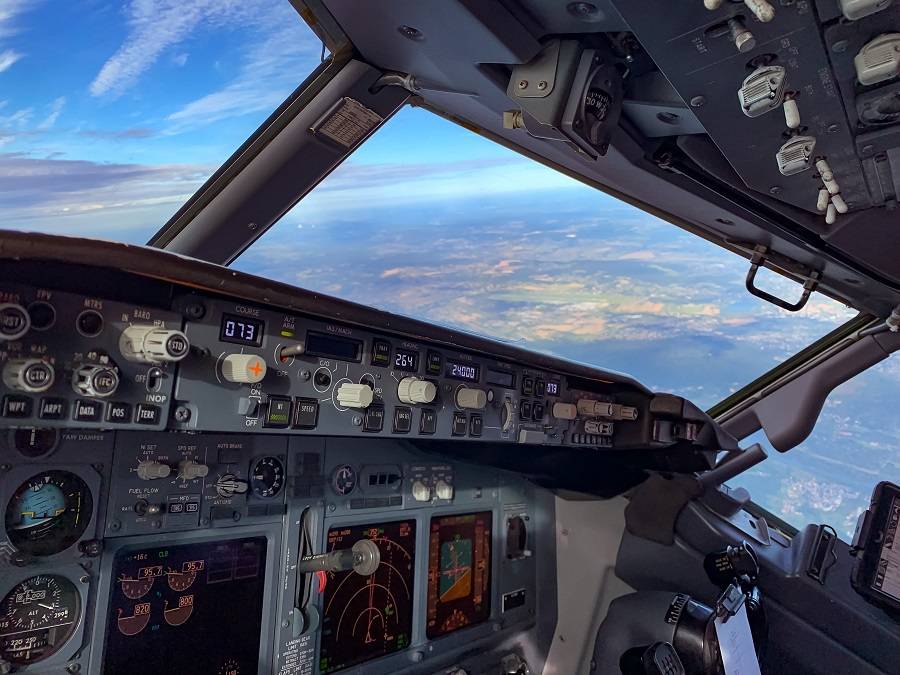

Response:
(427, 511), (492, 638)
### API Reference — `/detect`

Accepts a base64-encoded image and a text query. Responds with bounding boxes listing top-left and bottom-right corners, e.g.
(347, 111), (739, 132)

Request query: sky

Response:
(1, 1), (894, 539)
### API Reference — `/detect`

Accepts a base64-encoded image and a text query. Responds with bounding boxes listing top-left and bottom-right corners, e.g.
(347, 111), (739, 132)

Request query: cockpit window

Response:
(235, 106), (856, 410)
(1, 1), (321, 242)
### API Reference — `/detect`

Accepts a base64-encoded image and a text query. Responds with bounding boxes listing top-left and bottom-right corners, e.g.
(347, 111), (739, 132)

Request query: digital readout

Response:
(546, 381), (559, 396)
(305, 331), (363, 363)
(486, 368), (515, 388)
(445, 360), (480, 382)
(220, 313), (264, 347)
(394, 349), (419, 372)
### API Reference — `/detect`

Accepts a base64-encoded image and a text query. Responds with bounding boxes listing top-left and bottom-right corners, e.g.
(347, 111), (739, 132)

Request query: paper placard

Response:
(714, 602), (762, 675)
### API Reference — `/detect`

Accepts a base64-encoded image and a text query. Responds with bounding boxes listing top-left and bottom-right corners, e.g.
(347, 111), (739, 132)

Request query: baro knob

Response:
(120, 325), (190, 364)
(222, 354), (267, 384)
(336, 383), (374, 409)
(456, 387), (487, 410)
(136, 460), (172, 481)
(72, 364), (119, 398)
(2, 359), (55, 393)
(397, 377), (437, 405)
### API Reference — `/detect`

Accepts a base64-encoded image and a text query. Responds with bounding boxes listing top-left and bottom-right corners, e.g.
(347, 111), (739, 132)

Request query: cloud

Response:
(0, 0), (36, 73)
(78, 127), (156, 139)
(0, 48), (20, 72)
(36, 96), (65, 130)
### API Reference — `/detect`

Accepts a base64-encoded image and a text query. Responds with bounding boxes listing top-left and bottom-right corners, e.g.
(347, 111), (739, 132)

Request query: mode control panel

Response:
(0, 284), (186, 430)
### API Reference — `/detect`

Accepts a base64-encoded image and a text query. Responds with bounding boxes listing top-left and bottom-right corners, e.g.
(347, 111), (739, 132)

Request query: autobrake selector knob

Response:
(136, 460), (172, 481)
(411, 480), (432, 502)
(552, 402), (578, 420)
(0, 303), (30, 341)
(2, 359), (55, 393)
(336, 383), (374, 409)
(216, 474), (249, 498)
(456, 387), (486, 410)
(397, 377), (437, 405)
(120, 325), (190, 364)
(73, 364), (119, 398)
(222, 354), (267, 384)
(178, 460), (209, 481)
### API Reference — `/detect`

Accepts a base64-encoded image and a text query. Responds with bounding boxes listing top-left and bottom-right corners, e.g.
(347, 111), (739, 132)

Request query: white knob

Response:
(397, 377), (437, 405)
(501, 400), (514, 432)
(0, 303), (30, 341)
(2, 359), (55, 393)
(120, 325), (190, 364)
(411, 480), (432, 502)
(577, 399), (613, 417)
(434, 480), (454, 501)
(456, 387), (486, 410)
(552, 402), (578, 420)
(73, 364), (119, 398)
(336, 383), (374, 409)
(178, 460), (209, 480)
(222, 354), (267, 383)
(136, 460), (171, 480)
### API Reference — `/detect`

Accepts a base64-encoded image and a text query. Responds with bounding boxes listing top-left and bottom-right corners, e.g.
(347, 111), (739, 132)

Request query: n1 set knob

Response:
(73, 364), (119, 398)
(336, 383), (374, 409)
(222, 354), (267, 384)
(120, 325), (190, 364)
(0, 303), (30, 341)
(2, 359), (55, 393)
(456, 387), (487, 410)
(397, 377), (437, 405)
(178, 460), (209, 480)
(136, 460), (172, 480)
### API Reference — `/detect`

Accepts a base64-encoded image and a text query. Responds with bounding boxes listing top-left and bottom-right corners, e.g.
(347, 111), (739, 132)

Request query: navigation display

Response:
(872, 494), (900, 602)
(320, 520), (416, 673)
(102, 537), (267, 675)
(426, 511), (492, 639)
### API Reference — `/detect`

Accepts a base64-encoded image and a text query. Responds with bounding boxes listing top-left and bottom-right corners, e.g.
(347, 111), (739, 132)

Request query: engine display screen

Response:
(320, 520), (416, 673)
(102, 537), (267, 675)
(219, 313), (264, 347)
(872, 495), (900, 601)
(426, 511), (492, 639)
(445, 360), (480, 383)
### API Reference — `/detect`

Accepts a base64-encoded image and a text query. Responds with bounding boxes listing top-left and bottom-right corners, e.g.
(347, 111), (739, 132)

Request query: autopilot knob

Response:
(120, 325), (190, 364)
(136, 460), (172, 481)
(397, 377), (437, 405)
(456, 387), (486, 410)
(216, 473), (249, 498)
(2, 358), (55, 393)
(178, 460), (209, 481)
(72, 364), (119, 398)
(336, 383), (374, 409)
(222, 354), (267, 384)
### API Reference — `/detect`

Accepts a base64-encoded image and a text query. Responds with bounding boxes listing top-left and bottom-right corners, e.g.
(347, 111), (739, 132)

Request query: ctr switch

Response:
(336, 383), (374, 409)
(397, 377), (437, 405)
(222, 354), (267, 384)
(2, 359), (55, 393)
(120, 325), (189, 364)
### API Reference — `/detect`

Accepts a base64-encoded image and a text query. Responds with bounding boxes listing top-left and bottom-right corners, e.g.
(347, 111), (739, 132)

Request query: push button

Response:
(106, 402), (132, 423)
(135, 404), (161, 425)
(393, 406), (412, 433)
(73, 399), (103, 422)
(532, 402), (544, 421)
(519, 400), (532, 419)
(469, 413), (483, 437)
(264, 396), (292, 428)
(534, 379), (545, 397)
(38, 398), (67, 420)
(452, 411), (468, 436)
(2, 395), (32, 418)
(419, 408), (437, 435)
(292, 397), (319, 429)
(521, 376), (534, 396)
(371, 340), (391, 367)
(168, 503), (185, 514)
(363, 406), (385, 432)
(426, 350), (442, 375)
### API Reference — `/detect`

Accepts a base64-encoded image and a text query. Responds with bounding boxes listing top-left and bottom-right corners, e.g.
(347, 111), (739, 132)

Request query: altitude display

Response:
(5, 470), (93, 556)
(319, 520), (416, 673)
(426, 511), (492, 639)
(0, 574), (80, 664)
(103, 537), (267, 675)
(445, 360), (480, 383)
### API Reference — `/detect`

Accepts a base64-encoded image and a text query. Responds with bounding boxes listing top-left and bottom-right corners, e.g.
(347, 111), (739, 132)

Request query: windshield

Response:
(235, 106), (856, 409)
(1, 0), (321, 242)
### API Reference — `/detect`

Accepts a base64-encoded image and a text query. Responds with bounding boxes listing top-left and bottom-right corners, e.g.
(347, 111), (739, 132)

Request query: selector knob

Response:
(2, 359), (55, 393)
(434, 480), (454, 501)
(136, 460), (172, 480)
(411, 480), (432, 502)
(577, 399), (613, 418)
(501, 399), (514, 432)
(336, 383), (374, 409)
(72, 364), (119, 398)
(120, 325), (190, 364)
(456, 387), (487, 410)
(397, 377), (437, 405)
(0, 303), (30, 341)
(216, 474), (249, 498)
(552, 402), (578, 420)
(178, 460), (209, 480)
(222, 354), (267, 384)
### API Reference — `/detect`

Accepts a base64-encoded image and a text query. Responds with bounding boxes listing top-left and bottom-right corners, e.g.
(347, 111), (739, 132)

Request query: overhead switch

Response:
(222, 354), (267, 384)
(336, 383), (374, 409)
(397, 377), (437, 405)
(840, 0), (894, 21)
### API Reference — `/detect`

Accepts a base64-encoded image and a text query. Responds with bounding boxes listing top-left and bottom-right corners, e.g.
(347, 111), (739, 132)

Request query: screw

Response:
(862, 144), (874, 155)
(299, 369), (311, 381)
(183, 302), (205, 319)
(352, 415), (362, 426)
(282, 620), (290, 628)
(174, 405), (191, 422)
(247, 222), (258, 231)
(826, 124), (838, 133)
(537, 80), (547, 90)
(66, 663), (81, 674)
(517, 80), (528, 89)
(690, 96), (706, 107)
(80, 575), (90, 583)
(397, 25), (424, 41)
(770, 186), (782, 195)
(108, 520), (121, 531)
(832, 40), (849, 53)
